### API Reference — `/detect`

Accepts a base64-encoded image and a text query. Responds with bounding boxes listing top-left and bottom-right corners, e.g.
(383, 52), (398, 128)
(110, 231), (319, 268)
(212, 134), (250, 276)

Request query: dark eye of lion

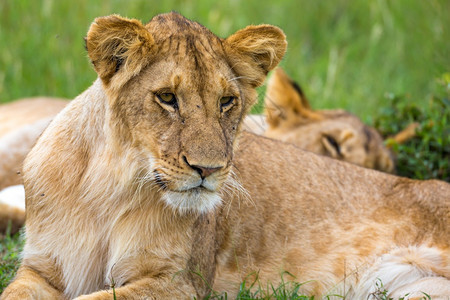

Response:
(157, 93), (178, 109)
(220, 96), (235, 112)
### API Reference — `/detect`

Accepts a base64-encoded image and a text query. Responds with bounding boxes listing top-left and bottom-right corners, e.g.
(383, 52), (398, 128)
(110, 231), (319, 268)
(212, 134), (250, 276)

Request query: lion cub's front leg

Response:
(3, 268), (197, 300)
(74, 276), (196, 300)
(1, 266), (65, 300)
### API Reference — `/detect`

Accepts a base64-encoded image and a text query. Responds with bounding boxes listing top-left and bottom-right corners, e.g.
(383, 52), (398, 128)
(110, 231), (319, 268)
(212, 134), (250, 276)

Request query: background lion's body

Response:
(0, 98), (67, 189)
(0, 98), (67, 235)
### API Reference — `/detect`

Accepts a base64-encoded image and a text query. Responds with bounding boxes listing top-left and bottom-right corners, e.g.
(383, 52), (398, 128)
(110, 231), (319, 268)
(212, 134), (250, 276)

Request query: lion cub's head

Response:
(82, 13), (286, 213)
(262, 68), (395, 173)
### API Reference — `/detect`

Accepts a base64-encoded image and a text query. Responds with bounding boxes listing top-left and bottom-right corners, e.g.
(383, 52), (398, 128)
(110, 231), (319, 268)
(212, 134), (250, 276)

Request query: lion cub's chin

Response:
(161, 189), (222, 214)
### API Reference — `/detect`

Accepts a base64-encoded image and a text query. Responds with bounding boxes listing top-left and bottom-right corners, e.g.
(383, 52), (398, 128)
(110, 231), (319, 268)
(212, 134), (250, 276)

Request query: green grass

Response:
(1, 0), (449, 120)
(0, 229), (24, 293)
(202, 272), (321, 300)
(199, 271), (424, 300)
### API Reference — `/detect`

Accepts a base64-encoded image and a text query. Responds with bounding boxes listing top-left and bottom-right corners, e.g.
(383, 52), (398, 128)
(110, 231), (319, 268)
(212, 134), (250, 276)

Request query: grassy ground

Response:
(0, 0), (448, 298)
(0, 230), (23, 293)
(0, 0), (449, 120)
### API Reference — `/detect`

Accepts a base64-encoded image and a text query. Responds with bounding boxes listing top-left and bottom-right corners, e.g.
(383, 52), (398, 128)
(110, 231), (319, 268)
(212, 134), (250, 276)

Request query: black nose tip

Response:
(183, 156), (223, 179)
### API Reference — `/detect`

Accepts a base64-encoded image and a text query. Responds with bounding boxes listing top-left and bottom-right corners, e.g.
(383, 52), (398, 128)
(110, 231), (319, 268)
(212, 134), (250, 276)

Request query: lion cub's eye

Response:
(156, 93), (178, 109)
(220, 96), (236, 113)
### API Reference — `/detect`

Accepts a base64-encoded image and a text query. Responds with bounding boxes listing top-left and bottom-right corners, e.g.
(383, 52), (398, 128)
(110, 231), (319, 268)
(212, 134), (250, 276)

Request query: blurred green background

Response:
(0, 0), (449, 121)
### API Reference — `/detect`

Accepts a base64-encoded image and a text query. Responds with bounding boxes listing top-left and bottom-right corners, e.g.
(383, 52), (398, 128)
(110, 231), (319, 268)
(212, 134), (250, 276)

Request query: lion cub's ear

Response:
(264, 68), (323, 129)
(85, 15), (156, 86)
(224, 25), (287, 88)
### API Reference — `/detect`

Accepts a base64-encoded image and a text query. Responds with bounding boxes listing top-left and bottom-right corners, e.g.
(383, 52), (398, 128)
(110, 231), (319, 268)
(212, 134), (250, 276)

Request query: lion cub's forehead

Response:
(147, 12), (213, 36)
(143, 13), (237, 96)
(146, 13), (226, 76)
(146, 12), (223, 53)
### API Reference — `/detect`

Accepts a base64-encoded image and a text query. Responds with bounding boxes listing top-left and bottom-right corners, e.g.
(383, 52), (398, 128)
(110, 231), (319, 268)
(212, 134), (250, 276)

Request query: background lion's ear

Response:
(85, 15), (155, 86)
(265, 68), (323, 129)
(224, 25), (287, 88)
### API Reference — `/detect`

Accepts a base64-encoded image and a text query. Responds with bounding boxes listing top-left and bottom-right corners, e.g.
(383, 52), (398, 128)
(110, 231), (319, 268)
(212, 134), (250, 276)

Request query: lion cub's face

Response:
(117, 48), (243, 213)
(85, 13), (286, 213)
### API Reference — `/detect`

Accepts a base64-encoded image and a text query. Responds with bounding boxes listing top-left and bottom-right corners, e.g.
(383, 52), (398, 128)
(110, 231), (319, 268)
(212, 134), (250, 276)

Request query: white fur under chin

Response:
(0, 185), (25, 211)
(162, 189), (222, 214)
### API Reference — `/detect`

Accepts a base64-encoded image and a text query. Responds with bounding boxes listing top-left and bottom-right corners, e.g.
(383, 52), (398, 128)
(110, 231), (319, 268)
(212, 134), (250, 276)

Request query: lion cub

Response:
(2, 13), (449, 300)
(244, 68), (418, 173)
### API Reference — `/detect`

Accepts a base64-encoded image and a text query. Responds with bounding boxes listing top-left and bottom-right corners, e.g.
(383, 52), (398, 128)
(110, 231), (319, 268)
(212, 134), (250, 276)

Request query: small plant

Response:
(109, 271), (117, 300)
(367, 279), (405, 300)
(374, 74), (450, 181)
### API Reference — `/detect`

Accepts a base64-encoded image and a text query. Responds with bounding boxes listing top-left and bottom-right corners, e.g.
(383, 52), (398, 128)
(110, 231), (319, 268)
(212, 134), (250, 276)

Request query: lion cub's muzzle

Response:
(156, 156), (230, 213)
(169, 155), (228, 192)
(153, 152), (229, 191)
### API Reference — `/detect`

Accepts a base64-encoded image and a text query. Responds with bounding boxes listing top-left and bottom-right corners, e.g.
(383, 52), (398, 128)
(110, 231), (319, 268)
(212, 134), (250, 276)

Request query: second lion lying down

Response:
(244, 67), (418, 173)
(3, 12), (450, 300)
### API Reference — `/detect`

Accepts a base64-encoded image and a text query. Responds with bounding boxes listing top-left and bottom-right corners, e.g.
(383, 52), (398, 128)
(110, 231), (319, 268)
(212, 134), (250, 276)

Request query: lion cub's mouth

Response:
(153, 170), (223, 213)
(153, 170), (216, 193)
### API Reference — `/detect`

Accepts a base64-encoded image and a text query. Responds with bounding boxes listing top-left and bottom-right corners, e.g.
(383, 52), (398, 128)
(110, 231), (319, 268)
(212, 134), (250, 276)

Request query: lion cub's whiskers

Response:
(227, 76), (249, 82)
(220, 169), (253, 217)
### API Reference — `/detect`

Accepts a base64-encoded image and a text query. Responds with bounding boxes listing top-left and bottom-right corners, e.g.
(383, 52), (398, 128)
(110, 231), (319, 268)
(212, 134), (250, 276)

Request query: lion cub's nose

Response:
(192, 165), (222, 179)
(183, 156), (223, 179)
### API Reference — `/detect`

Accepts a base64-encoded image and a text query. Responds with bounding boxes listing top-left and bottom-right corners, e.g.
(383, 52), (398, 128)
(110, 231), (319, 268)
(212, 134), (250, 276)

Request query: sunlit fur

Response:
(351, 246), (450, 299)
(0, 185), (25, 235)
(2, 13), (449, 300)
(0, 185), (25, 210)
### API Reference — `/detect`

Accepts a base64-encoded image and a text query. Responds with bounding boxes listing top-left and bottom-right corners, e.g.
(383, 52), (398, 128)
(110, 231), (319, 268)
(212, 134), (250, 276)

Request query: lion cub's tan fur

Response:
(2, 13), (449, 300)
(245, 68), (396, 173)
